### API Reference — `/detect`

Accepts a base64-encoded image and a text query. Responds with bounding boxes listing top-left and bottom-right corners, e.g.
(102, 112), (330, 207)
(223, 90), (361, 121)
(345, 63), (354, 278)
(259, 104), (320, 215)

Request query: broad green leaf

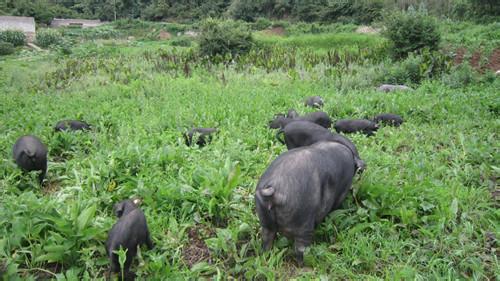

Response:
(76, 204), (96, 231)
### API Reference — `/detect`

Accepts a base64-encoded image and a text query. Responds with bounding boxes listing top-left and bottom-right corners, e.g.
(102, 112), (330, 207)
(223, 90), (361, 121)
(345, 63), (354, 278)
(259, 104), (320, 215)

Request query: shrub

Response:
(0, 41), (15, 56)
(383, 9), (440, 59)
(198, 19), (253, 58)
(170, 37), (192, 47)
(352, 0), (384, 24)
(376, 49), (453, 85)
(0, 30), (26, 46)
(227, 0), (259, 21)
(36, 29), (62, 48)
(253, 17), (272, 30)
(441, 63), (476, 88)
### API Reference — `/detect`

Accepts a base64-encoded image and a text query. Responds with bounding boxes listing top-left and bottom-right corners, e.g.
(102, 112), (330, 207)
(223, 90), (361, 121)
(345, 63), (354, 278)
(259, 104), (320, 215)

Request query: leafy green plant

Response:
(115, 247), (128, 280)
(0, 41), (15, 56)
(198, 18), (254, 59)
(0, 30), (26, 46)
(36, 29), (63, 48)
(383, 9), (441, 59)
(169, 37), (192, 47)
(441, 63), (477, 88)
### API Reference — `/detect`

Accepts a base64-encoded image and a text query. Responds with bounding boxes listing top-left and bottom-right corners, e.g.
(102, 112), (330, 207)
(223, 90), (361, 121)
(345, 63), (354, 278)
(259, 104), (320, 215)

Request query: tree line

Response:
(0, 0), (497, 24)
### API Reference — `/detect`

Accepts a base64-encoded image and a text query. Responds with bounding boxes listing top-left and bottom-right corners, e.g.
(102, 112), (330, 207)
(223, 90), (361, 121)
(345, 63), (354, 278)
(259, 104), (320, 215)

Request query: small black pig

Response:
(304, 96), (324, 108)
(373, 113), (404, 127)
(268, 111), (331, 129)
(106, 199), (153, 280)
(276, 121), (365, 173)
(184, 128), (218, 147)
(334, 119), (379, 136)
(54, 120), (92, 132)
(12, 135), (48, 183)
(255, 141), (355, 265)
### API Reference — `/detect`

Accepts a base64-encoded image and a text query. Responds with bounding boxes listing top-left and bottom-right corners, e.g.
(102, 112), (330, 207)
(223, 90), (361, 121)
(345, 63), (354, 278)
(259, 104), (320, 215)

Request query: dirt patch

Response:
(182, 226), (212, 268)
(158, 31), (172, 40)
(453, 47), (500, 73)
(42, 179), (61, 195)
(487, 48), (500, 72)
(263, 26), (286, 36)
(395, 144), (412, 154)
(453, 47), (466, 65)
(470, 51), (482, 70)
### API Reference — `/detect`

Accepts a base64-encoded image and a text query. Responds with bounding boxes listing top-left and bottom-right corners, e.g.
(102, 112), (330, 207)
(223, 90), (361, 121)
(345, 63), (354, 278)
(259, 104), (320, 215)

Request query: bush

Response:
(170, 37), (192, 47)
(0, 30), (26, 46)
(383, 9), (440, 59)
(198, 19), (253, 58)
(377, 49), (453, 85)
(441, 63), (477, 88)
(36, 29), (62, 48)
(0, 41), (15, 56)
(253, 17), (272, 30)
(227, 0), (259, 21)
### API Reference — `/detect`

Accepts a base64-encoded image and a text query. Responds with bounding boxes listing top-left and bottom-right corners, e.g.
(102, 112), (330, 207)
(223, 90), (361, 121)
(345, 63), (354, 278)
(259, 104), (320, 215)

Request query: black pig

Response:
(304, 96), (324, 108)
(276, 121), (365, 173)
(12, 135), (48, 183)
(268, 111), (331, 129)
(54, 120), (92, 132)
(184, 128), (218, 147)
(106, 199), (153, 280)
(286, 109), (299, 119)
(334, 119), (379, 136)
(255, 141), (355, 265)
(373, 113), (403, 127)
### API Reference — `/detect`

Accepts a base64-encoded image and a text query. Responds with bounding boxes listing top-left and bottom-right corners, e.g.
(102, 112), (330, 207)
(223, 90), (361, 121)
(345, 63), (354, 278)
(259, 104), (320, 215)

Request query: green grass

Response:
(440, 20), (500, 52)
(254, 32), (387, 52)
(0, 23), (498, 280)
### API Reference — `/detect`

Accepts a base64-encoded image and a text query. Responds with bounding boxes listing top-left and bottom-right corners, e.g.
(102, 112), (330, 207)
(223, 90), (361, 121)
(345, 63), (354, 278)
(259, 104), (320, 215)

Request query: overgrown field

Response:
(0, 23), (499, 280)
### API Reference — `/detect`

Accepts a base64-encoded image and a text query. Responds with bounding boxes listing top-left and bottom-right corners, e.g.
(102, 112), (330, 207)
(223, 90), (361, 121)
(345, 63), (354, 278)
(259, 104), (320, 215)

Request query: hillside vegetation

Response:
(0, 17), (499, 280)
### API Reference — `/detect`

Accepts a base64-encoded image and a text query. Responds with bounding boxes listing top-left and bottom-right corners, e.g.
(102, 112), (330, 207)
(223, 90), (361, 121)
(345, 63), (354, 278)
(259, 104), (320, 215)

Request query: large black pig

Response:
(184, 127), (218, 147)
(255, 141), (356, 265)
(334, 119), (379, 136)
(106, 199), (154, 280)
(268, 111), (331, 129)
(12, 135), (48, 184)
(54, 120), (92, 132)
(276, 121), (365, 173)
(373, 113), (404, 127)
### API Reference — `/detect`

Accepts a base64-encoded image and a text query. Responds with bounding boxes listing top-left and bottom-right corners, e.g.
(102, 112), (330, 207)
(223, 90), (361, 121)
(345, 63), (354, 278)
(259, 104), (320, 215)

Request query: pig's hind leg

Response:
(294, 230), (313, 267)
(261, 227), (277, 251)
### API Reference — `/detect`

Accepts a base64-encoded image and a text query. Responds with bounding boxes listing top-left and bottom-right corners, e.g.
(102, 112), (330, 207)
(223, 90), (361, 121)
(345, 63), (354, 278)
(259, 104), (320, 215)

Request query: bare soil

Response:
(182, 226), (212, 268)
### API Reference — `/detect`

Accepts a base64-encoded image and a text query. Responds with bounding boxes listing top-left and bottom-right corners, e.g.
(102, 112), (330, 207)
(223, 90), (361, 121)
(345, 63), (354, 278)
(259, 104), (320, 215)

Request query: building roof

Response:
(0, 16), (36, 33)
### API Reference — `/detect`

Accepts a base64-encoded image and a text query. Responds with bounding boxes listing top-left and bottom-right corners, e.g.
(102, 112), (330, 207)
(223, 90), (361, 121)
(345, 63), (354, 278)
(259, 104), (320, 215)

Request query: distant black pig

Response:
(106, 199), (153, 280)
(276, 121), (365, 173)
(184, 128), (218, 147)
(373, 113), (403, 127)
(334, 119), (379, 136)
(268, 111), (331, 129)
(255, 141), (355, 265)
(304, 96), (324, 108)
(54, 120), (92, 132)
(12, 135), (48, 183)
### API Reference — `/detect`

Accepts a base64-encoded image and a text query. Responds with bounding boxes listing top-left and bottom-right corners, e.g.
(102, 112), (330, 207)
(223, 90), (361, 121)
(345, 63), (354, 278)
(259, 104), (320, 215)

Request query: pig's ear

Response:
(114, 202), (124, 217)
